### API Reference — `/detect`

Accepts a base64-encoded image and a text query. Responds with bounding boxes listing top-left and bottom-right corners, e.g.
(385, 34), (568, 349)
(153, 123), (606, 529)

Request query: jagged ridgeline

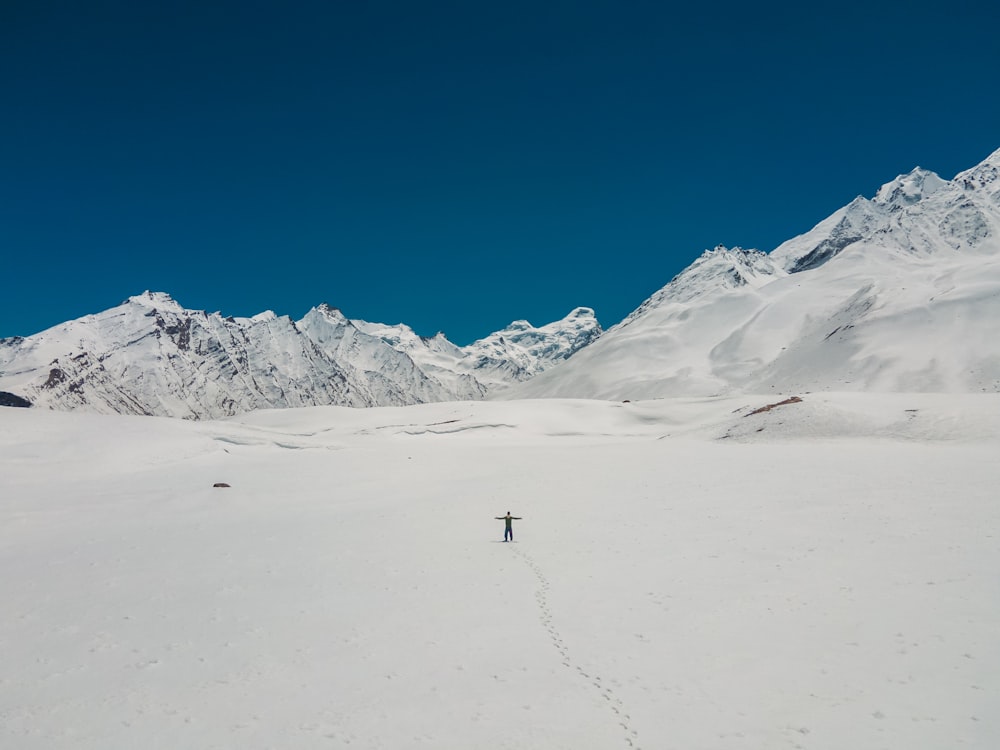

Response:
(2, 147), (999, 416)
(0, 295), (601, 419)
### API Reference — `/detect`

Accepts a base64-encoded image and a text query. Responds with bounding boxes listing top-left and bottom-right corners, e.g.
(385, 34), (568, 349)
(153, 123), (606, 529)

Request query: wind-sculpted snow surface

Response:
(2, 394), (998, 749)
(0, 295), (598, 418)
(512, 148), (1000, 401)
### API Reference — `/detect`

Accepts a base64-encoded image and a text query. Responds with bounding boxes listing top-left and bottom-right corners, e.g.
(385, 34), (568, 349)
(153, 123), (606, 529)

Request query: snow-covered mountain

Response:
(512, 148), (1000, 400)
(4, 148), (998, 416)
(0, 295), (601, 419)
(454, 307), (602, 388)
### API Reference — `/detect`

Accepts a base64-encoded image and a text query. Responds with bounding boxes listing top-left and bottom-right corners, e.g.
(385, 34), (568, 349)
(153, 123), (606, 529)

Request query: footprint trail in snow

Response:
(507, 544), (642, 749)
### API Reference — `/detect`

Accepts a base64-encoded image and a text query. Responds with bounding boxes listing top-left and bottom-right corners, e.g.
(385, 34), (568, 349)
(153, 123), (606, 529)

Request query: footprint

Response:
(509, 544), (639, 749)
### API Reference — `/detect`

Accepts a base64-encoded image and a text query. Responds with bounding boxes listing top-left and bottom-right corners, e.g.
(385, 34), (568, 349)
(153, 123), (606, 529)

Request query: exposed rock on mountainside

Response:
(0, 293), (600, 419)
(0, 391), (32, 408)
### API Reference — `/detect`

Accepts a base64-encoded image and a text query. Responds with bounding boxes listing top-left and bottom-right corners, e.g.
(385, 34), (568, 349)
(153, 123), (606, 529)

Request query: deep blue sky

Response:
(2, 1), (998, 344)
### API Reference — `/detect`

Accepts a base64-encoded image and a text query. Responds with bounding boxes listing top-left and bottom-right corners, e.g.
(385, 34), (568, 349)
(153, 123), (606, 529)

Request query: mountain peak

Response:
(313, 303), (349, 323)
(564, 306), (597, 320)
(873, 167), (947, 207)
(678, 246), (779, 291)
(126, 291), (183, 310)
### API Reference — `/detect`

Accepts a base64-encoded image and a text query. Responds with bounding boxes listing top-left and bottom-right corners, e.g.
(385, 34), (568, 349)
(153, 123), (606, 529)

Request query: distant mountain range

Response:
(0, 293), (600, 418)
(2, 147), (998, 417)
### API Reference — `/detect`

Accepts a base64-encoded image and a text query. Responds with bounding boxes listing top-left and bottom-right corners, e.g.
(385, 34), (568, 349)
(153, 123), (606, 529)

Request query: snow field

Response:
(1, 395), (999, 749)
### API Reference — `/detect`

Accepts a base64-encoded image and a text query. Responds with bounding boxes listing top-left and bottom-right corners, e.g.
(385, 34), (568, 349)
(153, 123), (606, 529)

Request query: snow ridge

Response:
(512, 147), (1000, 401)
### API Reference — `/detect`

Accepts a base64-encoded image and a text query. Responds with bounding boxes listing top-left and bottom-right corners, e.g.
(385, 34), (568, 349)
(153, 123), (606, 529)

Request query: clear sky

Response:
(2, 1), (998, 344)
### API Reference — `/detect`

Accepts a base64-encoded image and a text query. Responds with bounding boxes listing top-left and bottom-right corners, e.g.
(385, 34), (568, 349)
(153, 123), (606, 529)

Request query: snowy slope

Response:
(0, 295), (597, 418)
(512, 148), (1000, 400)
(2, 394), (998, 749)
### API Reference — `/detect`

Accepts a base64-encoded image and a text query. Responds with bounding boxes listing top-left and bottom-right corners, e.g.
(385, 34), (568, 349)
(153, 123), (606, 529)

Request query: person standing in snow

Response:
(495, 511), (522, 542)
